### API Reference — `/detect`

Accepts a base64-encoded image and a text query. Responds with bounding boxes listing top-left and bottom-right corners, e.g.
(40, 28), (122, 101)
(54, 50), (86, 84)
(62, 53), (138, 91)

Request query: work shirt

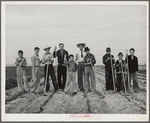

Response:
(75, 49), (86, 64)
(53, 49), (69, 64)
(67, 61), (78, 72)
(42, 53), (54, 65)
(83, 53), (96, 66)
(31, 54), (41, 67)
(103, 54), (115, 68)
(15, 57), (27, 74)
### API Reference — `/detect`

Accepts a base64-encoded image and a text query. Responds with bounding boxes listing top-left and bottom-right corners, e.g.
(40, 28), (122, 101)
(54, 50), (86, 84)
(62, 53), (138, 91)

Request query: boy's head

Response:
(18, 50), (23, 57)
(84, 47), (90, 54)
(69, 54), (74, 61)
(59, 43), (64, 50)
(129, 48), (135, 56)
(34, 47), (40, 54)
(118, 52), (123, 59)
(79, 44), (84, 50)
(44, 46), (51, 53)
(45, 48), (50, 53)
(106, 47), (111, 55)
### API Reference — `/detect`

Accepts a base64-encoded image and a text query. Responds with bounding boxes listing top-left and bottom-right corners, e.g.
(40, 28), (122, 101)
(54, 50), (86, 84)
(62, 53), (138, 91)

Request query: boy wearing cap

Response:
(125, 48), (140, 93)
(103, 47), (115, 93)
(15, 50), (30, 93)
(75, 43), (86, 92)
(53, 43), (69, 91)
(42, 46), (59, 95)
(115, 52), (128, 93)
(83, 47), (96, 95)
(30, 47), (41, 95)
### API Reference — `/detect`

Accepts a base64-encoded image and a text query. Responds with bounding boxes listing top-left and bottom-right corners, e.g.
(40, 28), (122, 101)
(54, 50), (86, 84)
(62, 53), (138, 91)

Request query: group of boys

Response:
(15, 43), (140, 97)
(103, 47), (140, 94)
(15, 43), (100, 96)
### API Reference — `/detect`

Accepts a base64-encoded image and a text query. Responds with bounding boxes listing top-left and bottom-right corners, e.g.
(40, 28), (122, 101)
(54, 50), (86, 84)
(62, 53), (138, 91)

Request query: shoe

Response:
(34, 92), (40, 96)
(100, 95), (105, 99)
(43, 92), (48, 96)
(55, 90), (60, 94)
(134, 90), (140, 93)
(92, 92), (95, 95)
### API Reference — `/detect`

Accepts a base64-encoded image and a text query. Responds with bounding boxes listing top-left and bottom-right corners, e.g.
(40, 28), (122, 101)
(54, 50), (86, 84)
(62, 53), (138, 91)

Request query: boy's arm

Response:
(91, 54), (96, 65)
(31, 56), (35, 70)
(41, 55), (47, 64)
(136, 57), (138, 72)
(103, 55), (108, 65)
(15, 58), (19, 67)
(75, 63), (78, 72)
(112, 55), (115, 64)
(66, 51), (69, 62)
(49, 54), (54, 63)
(21, 58), (27, 67)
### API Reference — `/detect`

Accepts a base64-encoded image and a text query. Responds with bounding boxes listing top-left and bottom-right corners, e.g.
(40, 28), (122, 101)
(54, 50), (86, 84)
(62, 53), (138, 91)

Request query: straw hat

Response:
(43, 45), (51, 50)
(76, 43), (86, 48)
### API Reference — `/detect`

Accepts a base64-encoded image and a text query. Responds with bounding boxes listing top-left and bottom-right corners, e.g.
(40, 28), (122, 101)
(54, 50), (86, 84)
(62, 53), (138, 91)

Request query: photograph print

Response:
(1, 1), (149, 122)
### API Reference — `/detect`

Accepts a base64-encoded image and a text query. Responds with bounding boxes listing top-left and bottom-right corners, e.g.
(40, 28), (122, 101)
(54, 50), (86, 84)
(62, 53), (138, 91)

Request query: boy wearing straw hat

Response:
(75, 43), (86, 92)
(42, 45), (59, 95)
(30, 47), (41, 95)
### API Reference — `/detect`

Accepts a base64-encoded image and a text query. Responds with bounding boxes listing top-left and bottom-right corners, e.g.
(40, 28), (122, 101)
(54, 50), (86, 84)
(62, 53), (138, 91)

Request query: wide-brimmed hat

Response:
(43, 45), (51, 50)
(76, 43), (86, 48)
(84, 47), (90, 52)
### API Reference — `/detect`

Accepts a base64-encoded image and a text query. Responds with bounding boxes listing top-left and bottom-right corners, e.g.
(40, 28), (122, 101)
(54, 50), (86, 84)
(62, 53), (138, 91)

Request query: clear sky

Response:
(5, 4), (147, 66)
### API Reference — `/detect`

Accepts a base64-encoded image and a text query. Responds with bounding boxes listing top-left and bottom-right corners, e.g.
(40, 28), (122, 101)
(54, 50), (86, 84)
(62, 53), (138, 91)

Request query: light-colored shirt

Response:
(75, 49), (86, 64)
(31, 54), (41, 67)
(15, 57), (27, 73)
(42, 53), (54, 65)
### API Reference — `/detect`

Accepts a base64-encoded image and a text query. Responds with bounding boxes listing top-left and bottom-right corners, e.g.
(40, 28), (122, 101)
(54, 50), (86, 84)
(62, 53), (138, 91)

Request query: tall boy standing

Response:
(53, 43), (69, 91)
(30, 47), (41, 95)
(103, 47), (115, 93)
(125, 48), (140, 93)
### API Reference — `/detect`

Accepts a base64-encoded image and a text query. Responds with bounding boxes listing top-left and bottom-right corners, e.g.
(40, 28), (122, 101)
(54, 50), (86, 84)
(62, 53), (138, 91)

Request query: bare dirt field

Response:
(5, 67), (147, 114)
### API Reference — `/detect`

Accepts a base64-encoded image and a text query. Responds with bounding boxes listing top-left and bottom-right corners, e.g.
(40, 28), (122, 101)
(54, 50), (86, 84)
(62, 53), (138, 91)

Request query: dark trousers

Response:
(77, 63), (85, 91)
(105, 67), (114, 91)
(57, 65), (67, 90)
(116, 73), (128, 92)
(44, 64), (58, 92)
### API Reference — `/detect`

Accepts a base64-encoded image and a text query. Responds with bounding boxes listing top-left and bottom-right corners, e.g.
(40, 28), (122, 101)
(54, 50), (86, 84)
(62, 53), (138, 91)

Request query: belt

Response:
(78, 61), (84, 63)
(68, 70), (76, 72)
(85, 64), (92, 67)
(58, 63), (67, 67)
(35, 66), (40, 67)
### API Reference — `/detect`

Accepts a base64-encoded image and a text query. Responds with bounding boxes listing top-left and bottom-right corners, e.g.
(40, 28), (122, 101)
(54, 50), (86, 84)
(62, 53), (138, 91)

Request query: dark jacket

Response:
(103, 54), (115, 68)
(53, 49), (69, 64)
(115, 60), (126, 73)
(83, 53), (96, 66)
(125, 55), (138, 73)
